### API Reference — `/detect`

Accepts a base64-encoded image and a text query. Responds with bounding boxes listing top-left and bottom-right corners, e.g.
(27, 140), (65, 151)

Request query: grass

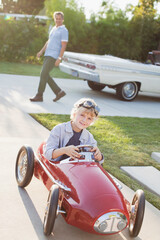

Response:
(30, 113), (160, 210)
(0, 61), (76, 79)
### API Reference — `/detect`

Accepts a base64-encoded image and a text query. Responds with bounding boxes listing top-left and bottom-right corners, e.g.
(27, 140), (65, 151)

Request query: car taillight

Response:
(86, 64), (96, 70)
(63, 57), (96, 70)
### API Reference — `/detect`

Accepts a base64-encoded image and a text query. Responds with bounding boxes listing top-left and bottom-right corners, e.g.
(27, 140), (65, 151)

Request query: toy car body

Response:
(15, 144), (145, 237)
(59, 51), (160, 101)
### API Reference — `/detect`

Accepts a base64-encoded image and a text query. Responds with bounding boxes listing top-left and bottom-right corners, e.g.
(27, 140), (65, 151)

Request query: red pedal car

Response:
(15, 143), (145, 237)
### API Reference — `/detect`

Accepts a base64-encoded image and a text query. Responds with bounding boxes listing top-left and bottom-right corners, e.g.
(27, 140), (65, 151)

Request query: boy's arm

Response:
(52, 145), (81, 159)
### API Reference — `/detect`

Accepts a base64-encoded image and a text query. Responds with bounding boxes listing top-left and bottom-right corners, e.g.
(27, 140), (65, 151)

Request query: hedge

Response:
(0, 17), (48, 63)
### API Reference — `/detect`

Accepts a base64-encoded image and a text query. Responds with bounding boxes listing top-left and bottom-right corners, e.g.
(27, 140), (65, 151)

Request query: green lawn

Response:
(30, 113), (160, 210)
(0, 61), (75, 78)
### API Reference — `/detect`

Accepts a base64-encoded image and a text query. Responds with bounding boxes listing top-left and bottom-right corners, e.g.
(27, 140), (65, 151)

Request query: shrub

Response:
(0, 17), (48, 62)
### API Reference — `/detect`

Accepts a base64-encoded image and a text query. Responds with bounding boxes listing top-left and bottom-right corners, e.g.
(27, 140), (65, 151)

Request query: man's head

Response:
(53, 11), (64, 27)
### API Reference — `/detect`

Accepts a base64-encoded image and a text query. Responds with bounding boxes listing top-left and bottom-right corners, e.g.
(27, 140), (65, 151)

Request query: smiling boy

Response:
(44, 98), (103, 162)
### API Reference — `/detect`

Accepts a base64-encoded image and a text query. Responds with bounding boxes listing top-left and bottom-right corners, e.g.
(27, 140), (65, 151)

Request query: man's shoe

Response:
(53, 90), (66, 102)
(30, 93), (43, 102)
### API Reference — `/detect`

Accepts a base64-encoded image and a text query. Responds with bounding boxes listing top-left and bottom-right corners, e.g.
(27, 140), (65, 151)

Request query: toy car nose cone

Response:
(94, 211), (128, 234)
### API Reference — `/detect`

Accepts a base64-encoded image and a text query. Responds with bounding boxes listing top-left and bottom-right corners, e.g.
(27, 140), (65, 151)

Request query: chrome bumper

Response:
(59, 62), (100, 82)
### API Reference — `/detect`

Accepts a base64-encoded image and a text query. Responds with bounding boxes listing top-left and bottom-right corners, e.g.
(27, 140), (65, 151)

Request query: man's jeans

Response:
(38, 56), (61, 95)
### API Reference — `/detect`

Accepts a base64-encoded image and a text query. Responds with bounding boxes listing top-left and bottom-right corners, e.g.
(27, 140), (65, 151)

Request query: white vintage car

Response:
(59, 51), (160, 101)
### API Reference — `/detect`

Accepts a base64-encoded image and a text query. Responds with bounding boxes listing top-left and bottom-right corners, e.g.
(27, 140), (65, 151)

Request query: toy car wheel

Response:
(129, 189), (145, 237)
(15, 145), (34, 188)
(87, 81), (106, 91)
(43, 185), (59, 236)
(116, 82), (139, 101)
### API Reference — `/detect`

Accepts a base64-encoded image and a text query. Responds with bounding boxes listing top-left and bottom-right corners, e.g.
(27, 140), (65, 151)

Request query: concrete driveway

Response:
(0, 74), (160, 117)
(0, 74), (160, 240)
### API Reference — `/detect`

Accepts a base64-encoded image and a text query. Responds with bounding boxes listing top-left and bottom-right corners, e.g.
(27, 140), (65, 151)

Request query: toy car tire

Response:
(15, 145), (34, 188)
(43, 185), (59, 236)
(129, 189), (145, 237)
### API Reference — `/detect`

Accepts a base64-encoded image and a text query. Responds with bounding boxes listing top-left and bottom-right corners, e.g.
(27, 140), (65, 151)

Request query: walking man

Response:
(30, 11), (68, 102)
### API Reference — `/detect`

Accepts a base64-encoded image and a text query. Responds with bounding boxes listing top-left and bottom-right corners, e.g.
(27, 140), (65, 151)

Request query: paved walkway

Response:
(121, 166), (160, 197)
(0, 73), (160, 240)
(1, 73), (160, 117)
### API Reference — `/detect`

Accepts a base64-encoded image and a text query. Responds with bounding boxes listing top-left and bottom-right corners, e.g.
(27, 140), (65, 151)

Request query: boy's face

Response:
(73, 108), (94, 131)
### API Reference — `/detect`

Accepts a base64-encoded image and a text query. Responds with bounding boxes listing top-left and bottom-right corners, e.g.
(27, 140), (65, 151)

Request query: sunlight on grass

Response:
(89, 117), (157, 168)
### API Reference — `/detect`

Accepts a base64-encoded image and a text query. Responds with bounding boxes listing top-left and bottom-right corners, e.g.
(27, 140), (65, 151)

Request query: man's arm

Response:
(37, 40), (49, 58)
(55, 41), (68, 67)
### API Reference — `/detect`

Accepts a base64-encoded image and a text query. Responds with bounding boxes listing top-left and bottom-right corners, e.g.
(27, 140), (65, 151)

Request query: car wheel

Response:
(129, 189), (145, 237)
(116, 82), (138, 101)
(87, 81), (106, 91)
(43, 185), (59, 236)
(15, 145), (34, 188)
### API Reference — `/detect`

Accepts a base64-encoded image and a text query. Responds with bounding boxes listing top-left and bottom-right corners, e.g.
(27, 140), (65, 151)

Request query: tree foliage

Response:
(0, 17), (47, 62)
(133, 0), (160, 17)
(0, 0), (160, 63)
(1, 0), (45, 14)
(91, 0), (160, 60)
(129, 0), (160, 59)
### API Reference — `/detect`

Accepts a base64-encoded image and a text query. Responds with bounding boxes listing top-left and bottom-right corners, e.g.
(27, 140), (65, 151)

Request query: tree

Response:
(1, 0), (45, 14)
(132, 0), (159, 17)
(95, 1), (138, 59)
(131, 0), (160, 60)
(45, 0), (67, 17)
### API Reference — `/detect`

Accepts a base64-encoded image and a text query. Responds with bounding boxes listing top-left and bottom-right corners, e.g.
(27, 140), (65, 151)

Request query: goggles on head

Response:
(78, 100), (100, 116)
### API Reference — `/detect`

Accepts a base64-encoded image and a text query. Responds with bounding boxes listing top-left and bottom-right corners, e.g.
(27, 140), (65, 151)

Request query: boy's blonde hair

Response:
(70, 98), (99, 120)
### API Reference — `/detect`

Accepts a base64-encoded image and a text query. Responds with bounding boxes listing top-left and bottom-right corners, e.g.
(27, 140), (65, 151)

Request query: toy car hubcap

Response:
(17, 151), (28, 182)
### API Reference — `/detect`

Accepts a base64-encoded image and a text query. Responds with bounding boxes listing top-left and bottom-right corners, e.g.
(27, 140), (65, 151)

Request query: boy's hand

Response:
(65, 145), (81, 159)
(91, 146), (102, 162)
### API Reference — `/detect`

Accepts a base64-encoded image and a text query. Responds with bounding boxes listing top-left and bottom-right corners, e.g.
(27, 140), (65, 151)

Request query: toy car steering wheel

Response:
(60, 145), (95, 163)
(78, 145), (94, 152)
(77, 145), (95, 160)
